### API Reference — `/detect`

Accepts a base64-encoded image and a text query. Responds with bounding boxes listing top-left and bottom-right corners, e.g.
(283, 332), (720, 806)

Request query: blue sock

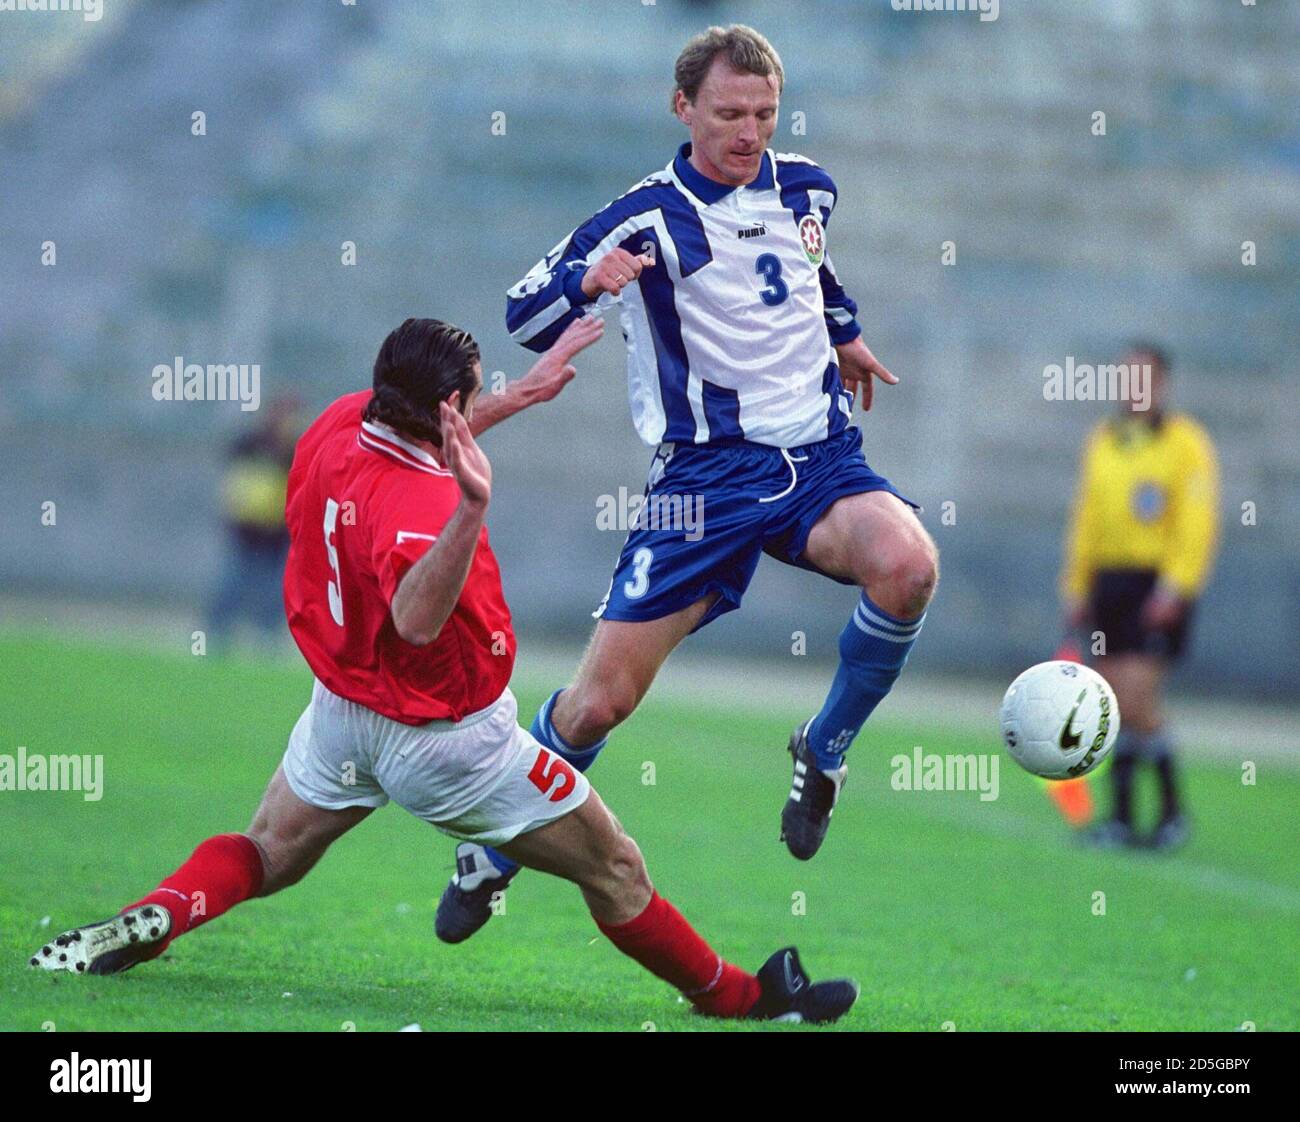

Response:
(528, 688), (608, 774)
(806, 593), (925, 771)
(481, 689), (608, 875)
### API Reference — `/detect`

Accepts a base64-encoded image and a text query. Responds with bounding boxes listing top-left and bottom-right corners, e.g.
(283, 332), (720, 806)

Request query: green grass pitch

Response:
(2, 630), (1296, 1031)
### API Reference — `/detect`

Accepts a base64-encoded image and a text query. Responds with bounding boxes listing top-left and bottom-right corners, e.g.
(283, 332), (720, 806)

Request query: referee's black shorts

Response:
(1089, 568), (1194, 661)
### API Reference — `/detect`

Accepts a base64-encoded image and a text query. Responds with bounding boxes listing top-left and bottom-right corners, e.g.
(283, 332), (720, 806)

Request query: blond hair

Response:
(671, 24), (784, 113)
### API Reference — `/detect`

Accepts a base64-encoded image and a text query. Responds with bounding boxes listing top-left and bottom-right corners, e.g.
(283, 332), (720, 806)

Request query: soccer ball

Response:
(998, 661), (1120, 779)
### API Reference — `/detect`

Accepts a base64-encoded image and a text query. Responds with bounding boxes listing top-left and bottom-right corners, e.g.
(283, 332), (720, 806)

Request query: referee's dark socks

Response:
(1110, 728), (1142, 826)
(1146, 728), (1181, 821)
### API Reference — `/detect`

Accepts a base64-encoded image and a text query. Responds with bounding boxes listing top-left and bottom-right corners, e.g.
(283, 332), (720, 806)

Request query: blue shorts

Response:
(594, 426), (918, 633)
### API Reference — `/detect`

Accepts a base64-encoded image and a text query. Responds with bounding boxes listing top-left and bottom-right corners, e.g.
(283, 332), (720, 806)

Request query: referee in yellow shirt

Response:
(1061, 344), (1220, 850)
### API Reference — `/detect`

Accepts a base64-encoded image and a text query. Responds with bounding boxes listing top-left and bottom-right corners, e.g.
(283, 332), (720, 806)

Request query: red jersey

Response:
(283, 391), (516, 724)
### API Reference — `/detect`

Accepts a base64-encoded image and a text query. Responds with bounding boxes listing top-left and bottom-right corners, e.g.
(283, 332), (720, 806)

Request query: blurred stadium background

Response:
(1, 0), (1297, 703)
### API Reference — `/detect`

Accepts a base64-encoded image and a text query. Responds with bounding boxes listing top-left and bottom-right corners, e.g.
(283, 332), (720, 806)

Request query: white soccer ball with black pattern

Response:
(998, 661), (1120, 779)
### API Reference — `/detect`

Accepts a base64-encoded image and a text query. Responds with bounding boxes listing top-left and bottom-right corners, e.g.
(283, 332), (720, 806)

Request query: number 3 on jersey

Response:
(323, 497), (345, 626)
(755, 253), (788, 307)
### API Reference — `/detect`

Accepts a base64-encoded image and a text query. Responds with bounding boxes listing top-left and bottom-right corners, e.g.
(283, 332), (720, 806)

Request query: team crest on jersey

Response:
(1133, 481), (1167, 522)
(799, 214), (825, 266)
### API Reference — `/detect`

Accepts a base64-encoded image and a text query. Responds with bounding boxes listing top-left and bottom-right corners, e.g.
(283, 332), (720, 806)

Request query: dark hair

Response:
(1127, 340), (1171, 375)
(363, 318), (480, 446)
(671, 24), (784, 113)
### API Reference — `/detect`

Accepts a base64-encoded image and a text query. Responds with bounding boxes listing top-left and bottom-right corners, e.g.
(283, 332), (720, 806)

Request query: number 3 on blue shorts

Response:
(623, 547), (654, 599)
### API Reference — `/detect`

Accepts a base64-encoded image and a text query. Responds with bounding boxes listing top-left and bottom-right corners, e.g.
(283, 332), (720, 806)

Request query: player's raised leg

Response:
(436, 596), (714, 943)
(548, 593), (718, 746)
(496, 785), (858, 1023)
(30, 766), (371, 975)
(785, 489), (938, 859)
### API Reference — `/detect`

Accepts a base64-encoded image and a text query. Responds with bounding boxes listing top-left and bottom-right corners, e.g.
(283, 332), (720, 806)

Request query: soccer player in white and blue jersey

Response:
(438, 24), (939, 942)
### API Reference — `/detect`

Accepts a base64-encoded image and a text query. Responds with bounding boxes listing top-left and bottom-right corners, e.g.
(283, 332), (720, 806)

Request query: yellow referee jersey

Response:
(1061, 413), (1220, 603)
(222, 458), (289, 531)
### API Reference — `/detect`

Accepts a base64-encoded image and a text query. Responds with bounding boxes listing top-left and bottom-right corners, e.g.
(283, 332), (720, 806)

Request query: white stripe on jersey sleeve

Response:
(511, 199), (683, 347)
(511, 288), (579, 346)
(584, 208), (679, 275)
(808, 188), (836, 221)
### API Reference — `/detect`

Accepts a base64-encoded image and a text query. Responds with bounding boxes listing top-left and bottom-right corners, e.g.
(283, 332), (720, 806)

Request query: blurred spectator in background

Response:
(1060, 344), (1220, 851)
(206, 397), (301, 649)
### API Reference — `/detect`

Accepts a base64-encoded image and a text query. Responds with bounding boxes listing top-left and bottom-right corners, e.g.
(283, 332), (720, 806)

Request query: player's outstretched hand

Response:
(440, 398), (491, 511)
(519, 314), (605, 404)
(581, 247), (655, 300)
(834, 337), (899, 412)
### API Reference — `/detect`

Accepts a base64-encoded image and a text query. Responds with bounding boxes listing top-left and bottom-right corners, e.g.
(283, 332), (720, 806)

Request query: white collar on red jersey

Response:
(358, 421), (451, 476)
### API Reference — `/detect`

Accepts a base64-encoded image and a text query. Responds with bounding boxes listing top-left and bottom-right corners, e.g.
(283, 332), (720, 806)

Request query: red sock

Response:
(125, 833), (264, 954)
(596, 892), (761, 1018)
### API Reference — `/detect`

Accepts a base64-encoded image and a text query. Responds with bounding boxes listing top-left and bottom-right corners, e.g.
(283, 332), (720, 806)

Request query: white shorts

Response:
(281, 680), (590, 847)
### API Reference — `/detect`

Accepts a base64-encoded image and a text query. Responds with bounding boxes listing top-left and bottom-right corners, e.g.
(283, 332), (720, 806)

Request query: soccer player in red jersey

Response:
(30, 315), (857, 1024)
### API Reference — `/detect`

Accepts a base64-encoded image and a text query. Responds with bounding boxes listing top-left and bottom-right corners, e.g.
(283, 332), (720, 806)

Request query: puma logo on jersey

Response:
(737, 224), (768, 239)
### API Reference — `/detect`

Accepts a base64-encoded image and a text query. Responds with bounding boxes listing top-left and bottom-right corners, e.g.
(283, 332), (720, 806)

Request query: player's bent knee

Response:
(567, 682), (639, 741)
(910, 544), (940, 610)
(870, 542), (938, 618)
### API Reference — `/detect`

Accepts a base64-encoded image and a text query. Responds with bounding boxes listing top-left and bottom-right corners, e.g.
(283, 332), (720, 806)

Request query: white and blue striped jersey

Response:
(506, 144), (864, 449)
